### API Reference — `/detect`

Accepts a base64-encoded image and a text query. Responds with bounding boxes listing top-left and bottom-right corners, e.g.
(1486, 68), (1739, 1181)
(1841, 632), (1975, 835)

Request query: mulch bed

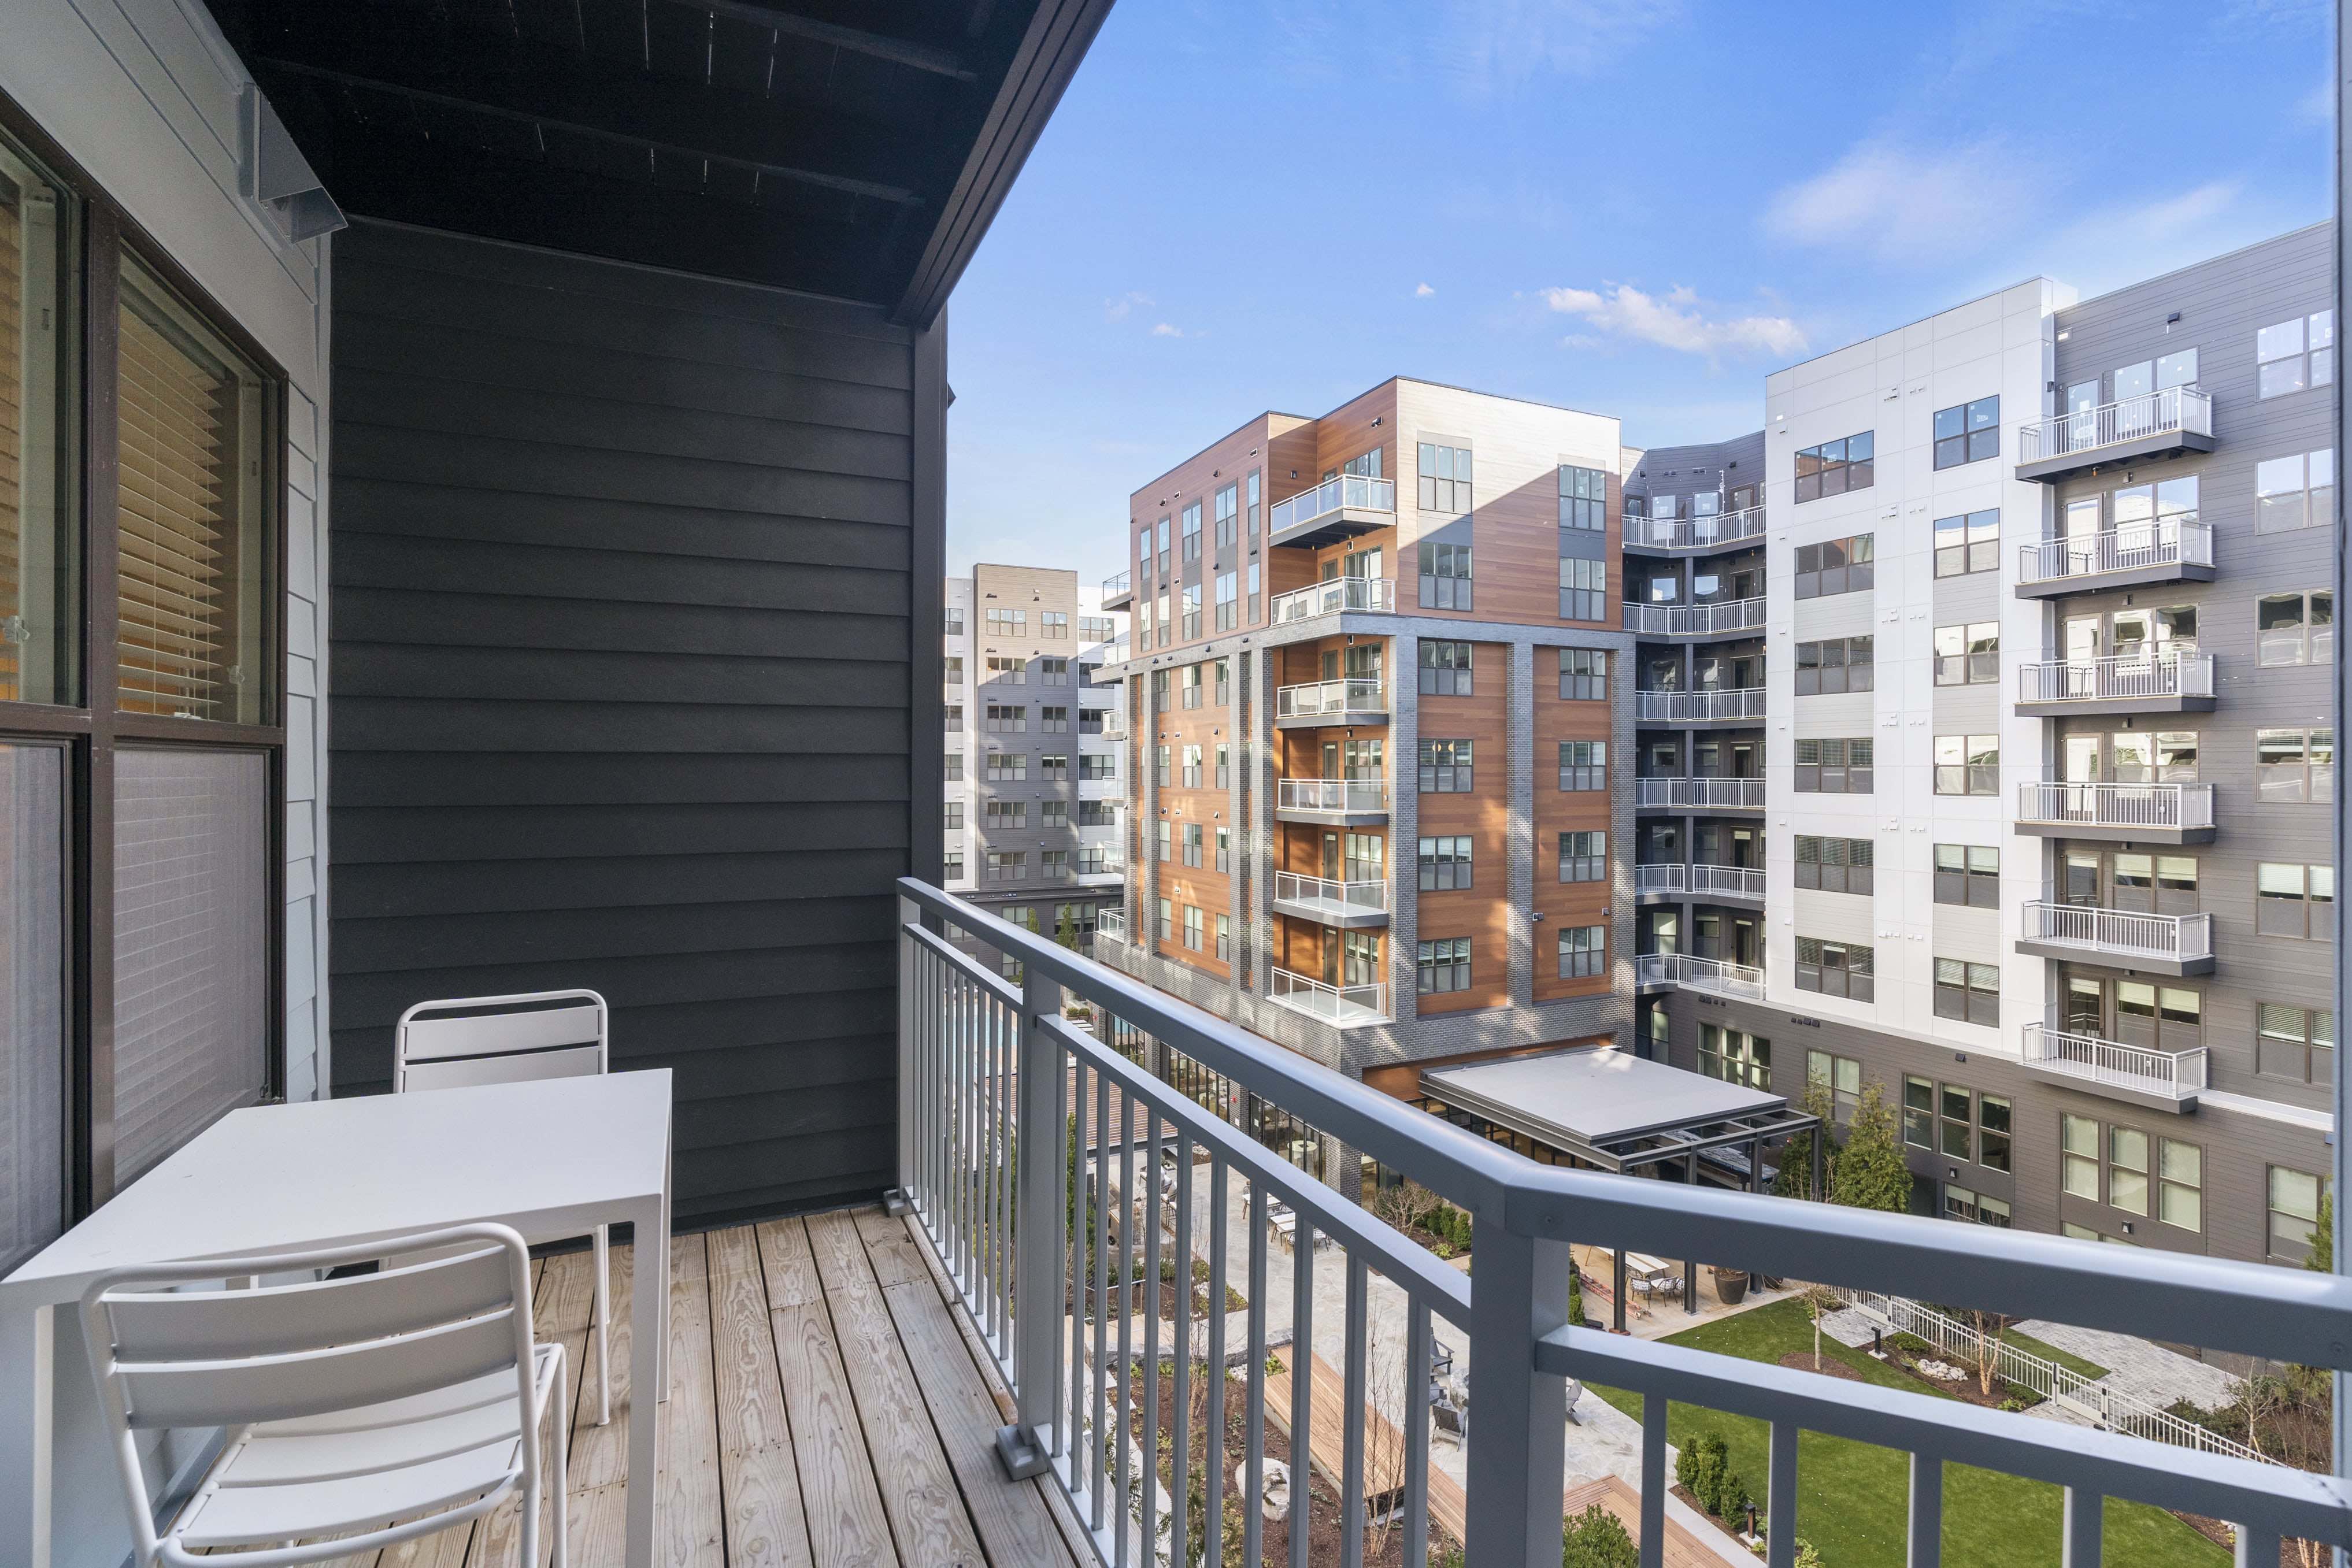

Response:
(1777, 1351), (1865, 1382)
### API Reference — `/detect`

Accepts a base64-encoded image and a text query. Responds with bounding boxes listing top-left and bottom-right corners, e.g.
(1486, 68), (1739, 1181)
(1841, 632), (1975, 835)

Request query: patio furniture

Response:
(397, 989), (613, 1424)
(1, 1070), (672, 1568)
(79, 1224), (568, 1568)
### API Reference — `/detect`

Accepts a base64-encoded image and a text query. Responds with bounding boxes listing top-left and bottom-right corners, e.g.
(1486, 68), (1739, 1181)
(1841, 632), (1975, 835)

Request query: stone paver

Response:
(2012, 1318), (2246, 1414)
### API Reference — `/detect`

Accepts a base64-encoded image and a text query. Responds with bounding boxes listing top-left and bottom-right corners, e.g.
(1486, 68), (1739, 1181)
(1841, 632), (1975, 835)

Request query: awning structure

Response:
(1419, 1047), (1819, 1177)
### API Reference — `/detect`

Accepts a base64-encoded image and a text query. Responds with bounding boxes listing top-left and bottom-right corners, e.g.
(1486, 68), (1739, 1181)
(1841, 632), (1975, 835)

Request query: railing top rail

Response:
(2019, 383), (2209, 434)
(2022, 649), (2210, 669)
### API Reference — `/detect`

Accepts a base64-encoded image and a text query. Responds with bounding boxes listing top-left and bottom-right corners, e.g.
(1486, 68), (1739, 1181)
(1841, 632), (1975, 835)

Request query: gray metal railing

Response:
(2018, 651), (2215, 705)
(2022, 899), (2213, 965)
(2018, 519), (2214, 585)
(2018, 385), (2213, 465)
(1622, 506), (1766, 551)
(894, 878), (2352, 1567)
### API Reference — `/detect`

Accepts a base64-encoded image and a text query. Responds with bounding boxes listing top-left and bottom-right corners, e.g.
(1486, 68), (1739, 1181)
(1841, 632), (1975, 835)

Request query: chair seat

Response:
(173, 1344), (561, 1551)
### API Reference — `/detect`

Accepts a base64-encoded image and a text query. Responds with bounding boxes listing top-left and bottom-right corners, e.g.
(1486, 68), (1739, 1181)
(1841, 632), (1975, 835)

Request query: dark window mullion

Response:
(80, 201), (121, 1211)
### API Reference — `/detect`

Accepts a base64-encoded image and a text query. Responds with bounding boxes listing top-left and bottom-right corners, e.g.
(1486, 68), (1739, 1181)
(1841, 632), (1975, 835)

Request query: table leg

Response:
(656, 1117), (672, 1400)
(0, 1299), (55, 1568)
(623, 1195), (665, 1568)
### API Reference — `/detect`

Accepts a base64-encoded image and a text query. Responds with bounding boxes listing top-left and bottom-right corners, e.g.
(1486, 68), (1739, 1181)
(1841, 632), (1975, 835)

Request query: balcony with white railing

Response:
(1273, 676), (1387, 725)
(2021, 1020), (2208, 1110)
(888, 878), (2352, 1568)
(2016, 385), (2215, 482)
(2017, 520), (2216, 597)
(2016, 651), (2216, 713)
(1266, 965), (1390, 1026)
(1635, 863), (1767, 900)
(1269, 575), (1395, 624)
(1636, 776), (1766, 811)
(1634, 687), (1768, 723)
(1636, 950), (1767, 999)
(1621, 506), (1766, 553)
(1092, 903), (1126, 944)
(1100, 568), (1132, 609)
(2018, 899), (2214, 976)
(1267, 473), (1395, 548)
(1622, 596), (1765, 637)
(1275, 777), (1390, 820)
(1269, 870), (1390, 928)
(2017, 780), (2217, 843)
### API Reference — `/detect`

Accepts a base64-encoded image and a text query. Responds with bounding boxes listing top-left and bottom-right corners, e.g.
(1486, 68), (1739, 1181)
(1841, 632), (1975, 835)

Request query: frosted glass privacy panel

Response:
(0, 742), (65, 1274)
(113, 747), (269, 1183)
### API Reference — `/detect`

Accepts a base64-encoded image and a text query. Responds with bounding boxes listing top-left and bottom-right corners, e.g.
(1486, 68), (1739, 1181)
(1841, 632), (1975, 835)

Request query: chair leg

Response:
(592, 1225), (612, 1426)
(550, 1353), (572, 1568)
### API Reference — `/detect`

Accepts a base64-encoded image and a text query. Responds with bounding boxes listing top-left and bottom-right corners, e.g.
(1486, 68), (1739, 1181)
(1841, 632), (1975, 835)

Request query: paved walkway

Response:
(2012, 1318), (2247, 1414)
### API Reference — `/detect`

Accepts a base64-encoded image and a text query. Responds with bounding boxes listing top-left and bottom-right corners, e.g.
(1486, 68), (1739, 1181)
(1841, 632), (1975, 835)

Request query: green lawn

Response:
(1588, 1299), (2223, 1568)
(2000, 1328), (2109, 1382)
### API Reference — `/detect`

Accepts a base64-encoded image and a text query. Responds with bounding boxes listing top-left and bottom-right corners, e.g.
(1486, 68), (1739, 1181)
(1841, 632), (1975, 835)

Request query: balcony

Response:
(1269, 575), (1395, 624)
(1267, 473), (1396, 550)
(1269, 870), (1390, 929)
(1101, 568), (1132, 610)
(2016, 652), (2216, 716)
(1079, 851), (1127, 880)
(1635, 687), (1767, 724)
(2021, 1020), (2207, 1112)
(1266, 965), (1390, 1026)
(2017, 899), (2214, 977)
(2015, 385), (2215, 483)
(1094, 903), (1127, 944)
(1273, 676), (1388, 728)
(1275, 777), (1390, 824)
(1635, 863), (1766, 900)
(1622, 596), (1765, 638)
(1636, 776), (1766, 811)
(1636, 951), (1767, 1000)
(2016, 780), (2217, 844)
(1621, 505), (1766, 554)
(2016, 521), (2217, 599)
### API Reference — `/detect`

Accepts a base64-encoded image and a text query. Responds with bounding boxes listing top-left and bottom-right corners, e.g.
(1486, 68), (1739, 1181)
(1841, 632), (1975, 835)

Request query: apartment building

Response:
(946, 565), (1127, 959)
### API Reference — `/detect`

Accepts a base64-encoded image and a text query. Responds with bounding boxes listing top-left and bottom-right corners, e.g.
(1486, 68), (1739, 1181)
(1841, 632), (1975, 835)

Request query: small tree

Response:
(1831, 1082), (1912, 1214)
(1773, 1083), (1839, 1201)
(1798, 1282), (1842, 1372)
(2305, 1189), (2334, 1275)
(1962, 1308), (2005, 1396)
(1055, 905), (1081, 951)
(1561, 1502), (1639, 1568)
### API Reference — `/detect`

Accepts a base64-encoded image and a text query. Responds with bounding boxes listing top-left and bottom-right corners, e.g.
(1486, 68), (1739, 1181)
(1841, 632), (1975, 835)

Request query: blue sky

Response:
(944, 0), (2334, 585)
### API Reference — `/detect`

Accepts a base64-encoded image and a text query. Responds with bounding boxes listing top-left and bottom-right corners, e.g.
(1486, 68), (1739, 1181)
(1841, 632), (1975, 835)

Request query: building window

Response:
(944, 849), (964, 881)
(1558, 831), (1606, 883)
(1041, 611), (1068, 639)
(1419, 542), (1473, 610)
(2258, 590), (2335, 666)
(2107, 1126), (2149, 1215)
(2269, 1167), (2331, 1262)
(984, 655), (1025, 685)
(1041, 849), (1070, 879)
(1933, 735), (1999, 796)
(1931, 396), (1999, 469)
(1902, 1078), (1934, 1149)
(1247, 471), (1261, 538)
(1933, 844), (2000, 908)
(1081, 753), (1117, 782)
(1246, 560), (1261, 624)
(1419, 640), (1473, 695)
(1080, 799), (1117, 828)
(1216, 913), (1232, 961)
(1557, 925), (1606, 978)
(1944, 1188), (2012, 1228)
(987, 851), (1027, 882)
(1933, 959), (2000, 1028)
(2258, 311), (2334, 398)
(1040, 706), (1069, 732)
(1931, 623), (2000, 686)
(1181, 665), (1203, 709)
(1181, 582), (1202, 639)
(1038, 657), (1069, 686)
(2158, 1139), (2202, 1232)
(1214, 743), (1231, 790)
(1417, 442), (1472, 513)
(1215, 571), (1238, 630)
(944, 753), (963, 781)
(944, 802), (964, 829)
(1154, 746), (1169, 788)
(2257, 1003), (2335, 1084)
(1181, 744), (1202, 788)
(1979, 1095), (2012, 1172)
(1419, 835), (1473, 891)
(1182, 824), (1203, 868)
(1214, 826), (1231, 873)
(1793, 432), (1873, 502)
(1157, 899), (1172, 941)
(985, 703), (1027, 732)
(1041, 799), (1069, 826)
(1560, 648), (1607, 700)
(1155, 821), (1169, 862)
(1557, 740), (1606, 792)
(1558, 556), (1606, 620)
(1558, 464), (1607, 531)
(945, 607), (966, 636)
(2255, 450), (2335, 533)
(985, 607), (1026, 635)
(984, 800), (1027, 829)
(1807, 1051), (1861, 1121)
(943, 655), (964, 684)
(1417, 937), (1472, 994)
(1698, 1024), (1771, 1091)
(2256, 862), (2334, 939)
(986, 753), (1025, 782)
(1795, 937), (1873, 1001)
(1183, 905), (1203, 951)
(1078, 846), (1110, 874)
(1181, 501), (1202, 561)
(1934, 509), (2000, 577)
(1794, 635), (1874, 695)
(1214, 483), (1238, 548)
(1792, 533), (1875, 598)
(2257, 727), (2335, 803)
(2061, 1114), (2100, 1200)
(1420, 739), (1475, 792)
(1794, 835), (1873, 895)
(1079, 616), (1116, 643)
(1794, 737), (1873, 794)
(945, 704), (963, 733)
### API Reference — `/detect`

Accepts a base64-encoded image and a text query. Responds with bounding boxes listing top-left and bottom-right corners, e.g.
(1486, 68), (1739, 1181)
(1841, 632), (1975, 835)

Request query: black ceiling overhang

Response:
(199, 0), (1113, 324)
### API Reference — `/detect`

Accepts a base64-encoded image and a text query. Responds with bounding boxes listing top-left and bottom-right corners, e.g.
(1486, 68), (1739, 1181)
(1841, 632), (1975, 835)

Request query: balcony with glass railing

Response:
(1092, 904), (1126, 944)
(1269, 870), (1390, 928)
(2016, 651), (2216, 714)
(2016, 385), (2215, 483)
(1634, 687), (1767, 724)
(1273, 677), (1387, 725)
(2021, 1020), (2207, 1110)
(1269, 575), (1394, 624)
(1636, 776), (1766, 811)
(2018, 899), (2214, 976)
(1267, 473), (1395, 548)
(1635, 951), (1766, 999)
(2016, 780), (2217, 843)
(2017, 520), (2216, 598)
(1622, 596), (1765, 637)
(1266, 966), (1390, 1026)
(1100, 568), (1132, 609)
(1621, 505), (1766, 553)
(1275, 777), (1389, 820)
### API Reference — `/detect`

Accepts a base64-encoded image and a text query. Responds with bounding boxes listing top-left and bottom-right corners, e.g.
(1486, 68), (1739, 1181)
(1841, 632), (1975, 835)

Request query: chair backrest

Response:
(395, 988), (608, 1094)
(80, 1225), (540, 1565)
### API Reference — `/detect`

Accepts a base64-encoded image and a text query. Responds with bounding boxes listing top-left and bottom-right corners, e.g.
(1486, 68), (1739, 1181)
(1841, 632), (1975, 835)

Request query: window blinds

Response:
(1, 177), (23, 703)
(0, 744), (64, 1274)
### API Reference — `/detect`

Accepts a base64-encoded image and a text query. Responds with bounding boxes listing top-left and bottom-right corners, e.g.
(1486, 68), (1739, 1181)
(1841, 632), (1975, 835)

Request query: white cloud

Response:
(1764, 139), (2039, 264)
(2297, 77), (2334, 127)
(1103, 290), (1153, 323)
(1540, 283), (1806, 360)
(1435, 0), (1681, 95)
(1149, 322), (1184, 338)
(1416, 282), (1436, 298)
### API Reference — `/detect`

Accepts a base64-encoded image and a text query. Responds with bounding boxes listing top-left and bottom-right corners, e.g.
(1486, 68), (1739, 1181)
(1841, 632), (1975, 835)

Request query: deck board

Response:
(706, 1225), (816, 1568)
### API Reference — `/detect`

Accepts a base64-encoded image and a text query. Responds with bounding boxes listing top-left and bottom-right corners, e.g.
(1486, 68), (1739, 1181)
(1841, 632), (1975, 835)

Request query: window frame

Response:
(1792, 432), (1874, 502)
(1931, 396), (1999, 469)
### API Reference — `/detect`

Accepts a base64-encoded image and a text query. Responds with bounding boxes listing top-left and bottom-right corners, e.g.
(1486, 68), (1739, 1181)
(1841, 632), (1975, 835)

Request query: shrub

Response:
(1561, 1502), (1639, 1568)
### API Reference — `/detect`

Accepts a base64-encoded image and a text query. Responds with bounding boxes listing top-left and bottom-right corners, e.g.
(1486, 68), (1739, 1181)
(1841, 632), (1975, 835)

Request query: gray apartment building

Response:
(945, 564), (1127, 962)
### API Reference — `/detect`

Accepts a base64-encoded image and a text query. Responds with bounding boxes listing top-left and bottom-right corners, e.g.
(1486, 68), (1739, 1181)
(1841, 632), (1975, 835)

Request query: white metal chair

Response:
(396, 989), (612, 1424)
(80, 1224), (567, 1568)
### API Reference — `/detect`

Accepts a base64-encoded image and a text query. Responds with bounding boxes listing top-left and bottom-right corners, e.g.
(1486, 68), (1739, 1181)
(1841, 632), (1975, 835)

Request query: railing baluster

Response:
(1092, 1069), (1112, 1530)
(1909, 1451), (1943, 1567)
(2232, 1523), (2280, 1566)
(1640, 1392), (1667, 1568)
(1170, 1130), (1193, 1567)
(1116, 1080), (1134, 1568)
(1341, 1250), (1368, 1565)
(2062, 1488), (2102, 1567)
(1205, 1158), (1230, 1564)
(1290, 1220), (1314, 1568)
(1768, 1418), (1798, 1568)
(1243, 1180), (1269, 1566)
(1069, 1057), (1088, 1476)
(1141, 1107), (1163, 1568)
(1405, 1300), (1431, 1568)
(988, 988), (1005, 1345)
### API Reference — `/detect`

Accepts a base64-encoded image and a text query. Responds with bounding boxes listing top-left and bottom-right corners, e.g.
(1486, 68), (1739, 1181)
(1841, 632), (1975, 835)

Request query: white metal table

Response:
(0, 1070), (673, 1568)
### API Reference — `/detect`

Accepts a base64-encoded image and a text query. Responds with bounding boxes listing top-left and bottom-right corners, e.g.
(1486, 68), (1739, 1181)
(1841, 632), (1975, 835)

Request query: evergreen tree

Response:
(1831, 1081), (1913, 1214)
(1773, 1082), (1840, 1200)
(1561, 1503), (1638, 1568)
(2305, 1190), (2334, 1275)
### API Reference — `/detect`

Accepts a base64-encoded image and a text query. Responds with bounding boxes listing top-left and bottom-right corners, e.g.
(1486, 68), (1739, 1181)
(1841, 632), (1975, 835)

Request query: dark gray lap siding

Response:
(327, 219), (939, 1225)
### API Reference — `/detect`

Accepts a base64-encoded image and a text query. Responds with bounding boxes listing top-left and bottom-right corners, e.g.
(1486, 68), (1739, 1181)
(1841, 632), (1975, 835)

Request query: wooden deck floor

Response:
(323, 1207), (1083, 1568)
